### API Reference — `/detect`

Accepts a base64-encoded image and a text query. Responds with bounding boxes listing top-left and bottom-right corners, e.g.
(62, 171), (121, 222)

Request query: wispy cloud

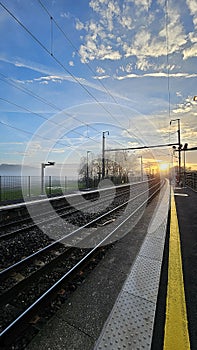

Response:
(172, 96), (197, 115)
(0, 56), (56, 76)
(115, 72), (197, 80)
(0, 55), (132, 101)
(0, 142), (25, 145)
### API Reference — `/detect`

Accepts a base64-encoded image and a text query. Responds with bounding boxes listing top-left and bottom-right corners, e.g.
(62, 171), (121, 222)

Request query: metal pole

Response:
(170, 119), (181, 185)
(87, 151), (90, 188)
(102, 132), (105, 179)
(28, 176), (31, 198)
(102, 131), (109, 179)
(49, 176), (52, 196)
(139, 156), (143, 181)
(41, 163), (45, 195)
(0, 176), (1, 202)
(41, 162), (55, 195)
(183, 149), (186, 187)
(177, 119), (181, 184)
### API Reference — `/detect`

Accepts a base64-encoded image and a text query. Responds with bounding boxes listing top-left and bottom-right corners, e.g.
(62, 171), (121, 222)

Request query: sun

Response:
(159, 163), (169, 171)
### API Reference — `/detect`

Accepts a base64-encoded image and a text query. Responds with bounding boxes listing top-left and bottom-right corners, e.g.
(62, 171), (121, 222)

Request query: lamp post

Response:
(102, 131), (109, 179)
(183, 143), (188, 187)
(170, 119), (181, 184)
(41, 161), (55, 195)
(138, 156), (143, 181)
(86, 151), (91, 188)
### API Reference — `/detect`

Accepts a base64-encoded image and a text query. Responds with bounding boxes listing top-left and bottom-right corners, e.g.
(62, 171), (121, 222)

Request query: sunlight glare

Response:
(159, 163), (169, 171)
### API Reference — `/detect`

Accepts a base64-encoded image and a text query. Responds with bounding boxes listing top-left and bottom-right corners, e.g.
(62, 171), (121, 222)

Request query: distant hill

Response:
(0, 164), (39, 176)
(0, 163), (79, 179)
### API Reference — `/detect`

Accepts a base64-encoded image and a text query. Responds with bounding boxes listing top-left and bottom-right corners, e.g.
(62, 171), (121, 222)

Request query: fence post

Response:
(28, 176), (31, 198)
(49, 176), (52, 196)
(0, 176), (1, 202)
(64, 176), (67, 193)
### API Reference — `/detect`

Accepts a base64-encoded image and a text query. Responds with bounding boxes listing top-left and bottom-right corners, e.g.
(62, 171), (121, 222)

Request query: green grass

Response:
(0, 181), (86, 204)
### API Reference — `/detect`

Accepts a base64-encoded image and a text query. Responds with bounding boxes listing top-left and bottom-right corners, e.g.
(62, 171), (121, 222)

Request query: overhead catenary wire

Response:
(0, 79), (129, 151)
(0, 73), (99, 135)
(0, 97), (101, 144)
(37, 0), (128, 106)
(1, 1), (173, 155)
(37, 0), (146, 144)
(0, 74), (133, 150)
(0, 2), (123, 128)
(164, 0), (173, 149)
(0, 1), (144, 149)
(0, 119), (102, 151)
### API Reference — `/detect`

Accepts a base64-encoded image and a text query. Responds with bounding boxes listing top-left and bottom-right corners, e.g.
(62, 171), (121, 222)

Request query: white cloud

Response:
(96, 66), (106, 74)
(188, 32), (197, 43)
(125, 63), (133, 72)
(115, 72), (197, 80)
(75, 0), (193, 73)
(76, 19), (85, 30)
(0, 142), (24, 145)
(51, 148), (65, 153)
(171, 95), (197, 115)
(136, 57), (152, 71)
(90, 0), (121, 32)
(123, 3), (186, 62)
(186, 0), (197, 28)
(35, 76), (63, 84)
(166, 6), (187, 53)
(93, 75), (110, 80)
(60, 12), (71, 19)
(0, 56), (59, 76)
(131, 0), (151, 11)
(183, 42), (197, 59)
(79, 41), (121, 63)
(119, 15), (132, 29)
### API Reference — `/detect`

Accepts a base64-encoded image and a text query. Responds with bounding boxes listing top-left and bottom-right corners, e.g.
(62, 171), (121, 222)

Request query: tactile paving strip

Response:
(94, 181), (170, 350)
(139, 233), (166, 262)
(123, 255), (161, 302)
(95, 292), (155, 350)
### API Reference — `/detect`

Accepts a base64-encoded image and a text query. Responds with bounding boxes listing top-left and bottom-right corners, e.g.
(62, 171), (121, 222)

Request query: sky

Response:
(0, 0), (197, 178)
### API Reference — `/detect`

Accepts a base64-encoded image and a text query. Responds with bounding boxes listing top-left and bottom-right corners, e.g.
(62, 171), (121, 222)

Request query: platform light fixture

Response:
(41, 161), (55, 195)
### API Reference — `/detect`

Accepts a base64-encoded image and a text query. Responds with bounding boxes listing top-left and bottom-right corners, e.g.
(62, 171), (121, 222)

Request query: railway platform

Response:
(26, 183), (196, 350)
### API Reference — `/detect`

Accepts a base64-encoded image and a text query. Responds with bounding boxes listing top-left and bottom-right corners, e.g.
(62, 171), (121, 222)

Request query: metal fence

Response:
(0, 176), (70, 203)
(0, 174), (156, 204)
(185, 171), (197, 191)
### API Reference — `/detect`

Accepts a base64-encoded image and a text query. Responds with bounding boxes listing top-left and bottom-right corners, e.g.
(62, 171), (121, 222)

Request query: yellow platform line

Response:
(163, 188), (190, 349)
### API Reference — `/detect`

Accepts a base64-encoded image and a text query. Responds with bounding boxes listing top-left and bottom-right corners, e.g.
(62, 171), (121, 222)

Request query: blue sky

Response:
(0, 0), (197, 177)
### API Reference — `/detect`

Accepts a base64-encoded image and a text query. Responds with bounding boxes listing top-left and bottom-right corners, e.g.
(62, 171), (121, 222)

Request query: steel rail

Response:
(0, 180), (161, 277)
(0, 183), (133, 239)
(0, 179), (164, 343)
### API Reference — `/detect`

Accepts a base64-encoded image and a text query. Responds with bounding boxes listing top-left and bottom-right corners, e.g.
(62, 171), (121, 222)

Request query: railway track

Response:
(0, 182), (132, 239)
(0, 178), (163, 349)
